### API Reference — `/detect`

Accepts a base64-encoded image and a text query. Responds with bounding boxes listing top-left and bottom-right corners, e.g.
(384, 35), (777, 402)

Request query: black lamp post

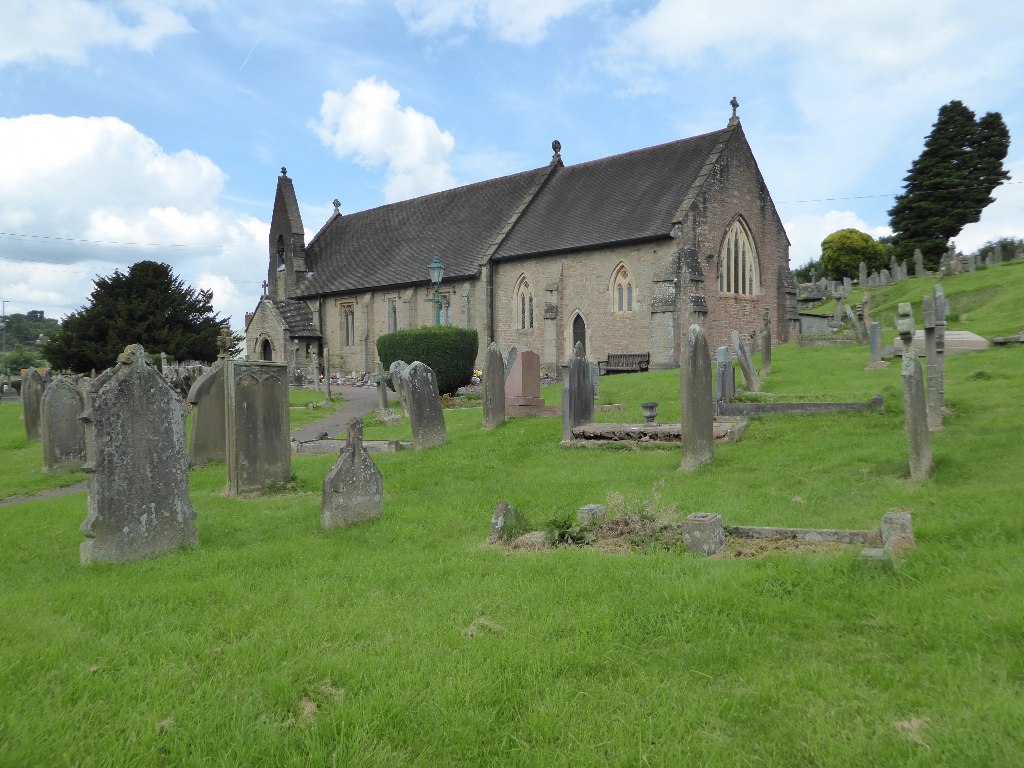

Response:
(426, 255), (446, 325)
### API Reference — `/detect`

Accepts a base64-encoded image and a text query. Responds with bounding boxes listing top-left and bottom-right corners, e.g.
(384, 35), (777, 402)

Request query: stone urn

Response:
(640, 402), (658, 424)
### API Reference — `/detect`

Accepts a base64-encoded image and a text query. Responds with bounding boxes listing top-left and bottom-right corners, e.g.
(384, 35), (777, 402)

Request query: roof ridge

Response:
(561, 127), (731, 171)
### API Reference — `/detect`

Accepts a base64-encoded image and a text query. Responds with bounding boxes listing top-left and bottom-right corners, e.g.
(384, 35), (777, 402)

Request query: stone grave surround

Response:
(79, 344), (198, 564)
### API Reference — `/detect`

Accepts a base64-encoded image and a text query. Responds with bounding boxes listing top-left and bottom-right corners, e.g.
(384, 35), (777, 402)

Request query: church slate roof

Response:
(274, 299), (320, 337)
(493, 128), (731, 260)
(295, 166), (554, 298)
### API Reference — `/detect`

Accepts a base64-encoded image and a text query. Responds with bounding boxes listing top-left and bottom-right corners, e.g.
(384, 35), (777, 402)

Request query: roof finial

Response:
(729, 97), (739, 126)
(551, 139), (561, 164)
(281, 166), (288, 177)
(333, 198), (341, 214)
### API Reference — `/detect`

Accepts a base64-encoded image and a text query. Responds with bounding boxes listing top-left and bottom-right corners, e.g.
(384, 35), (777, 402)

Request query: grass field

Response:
(1, 265), (1022, 765)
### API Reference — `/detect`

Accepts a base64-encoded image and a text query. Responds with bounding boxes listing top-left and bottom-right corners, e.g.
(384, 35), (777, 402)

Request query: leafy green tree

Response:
(792, 258), (821, 284)
(6, 344), (38, 371)
(889, 100), (1010, 269)
(820, 229), (887, 280)
(42, 261), (230, 372)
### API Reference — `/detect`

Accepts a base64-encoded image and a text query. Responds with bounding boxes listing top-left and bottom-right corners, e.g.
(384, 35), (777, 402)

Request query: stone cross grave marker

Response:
(21, 368), (45, 441)
(482, 342), (506, 429)
(681, 324), (714, 471)
(321, 417), (383, 528)
(897, 304), (933, 480)
(225, 359), (291, 495)
(79, 345), (198, 564)
(186, 360), (226, 466)
(402, 361), (447, 448)
(40, 375), (85, 473)
(730, 330), (760, 392)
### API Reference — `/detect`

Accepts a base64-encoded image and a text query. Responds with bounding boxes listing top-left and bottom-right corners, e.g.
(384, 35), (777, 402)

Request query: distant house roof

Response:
(294, 125), (736, 297)
(274, 299), (320, 338)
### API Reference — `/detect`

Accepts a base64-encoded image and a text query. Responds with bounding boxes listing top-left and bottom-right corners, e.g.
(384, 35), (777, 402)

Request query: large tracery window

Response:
(612, 264), (635, 313)
(514, 276), (535, 330)
(718, 219), (760, 296)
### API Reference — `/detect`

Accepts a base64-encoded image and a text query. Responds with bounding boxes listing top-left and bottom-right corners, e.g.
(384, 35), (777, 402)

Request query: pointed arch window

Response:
(717, 219), (760, 296)
(612, 264), (635, 313)
(514, 276), (535, 330)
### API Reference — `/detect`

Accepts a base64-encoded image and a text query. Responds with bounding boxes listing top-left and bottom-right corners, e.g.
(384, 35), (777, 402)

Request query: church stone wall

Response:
(246, 301), (288, 363)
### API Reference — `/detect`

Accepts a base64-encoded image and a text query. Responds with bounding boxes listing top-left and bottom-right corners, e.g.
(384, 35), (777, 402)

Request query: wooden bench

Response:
(598, 352), (650, 375)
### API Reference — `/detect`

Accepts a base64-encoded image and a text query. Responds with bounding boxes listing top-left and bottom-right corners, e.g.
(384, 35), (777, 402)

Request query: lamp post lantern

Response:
(426, 255), (446, 325)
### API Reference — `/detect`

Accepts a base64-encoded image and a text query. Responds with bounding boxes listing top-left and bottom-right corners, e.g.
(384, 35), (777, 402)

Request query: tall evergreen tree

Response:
(888, 100), (1010, 268)
(43, 261), (229, 372)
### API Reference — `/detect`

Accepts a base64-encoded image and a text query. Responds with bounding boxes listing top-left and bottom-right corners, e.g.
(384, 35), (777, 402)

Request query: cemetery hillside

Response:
(2, 261), (1024, 765)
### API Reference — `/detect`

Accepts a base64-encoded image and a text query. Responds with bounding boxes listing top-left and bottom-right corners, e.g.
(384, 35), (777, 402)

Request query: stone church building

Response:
(246, 104), (798, 376)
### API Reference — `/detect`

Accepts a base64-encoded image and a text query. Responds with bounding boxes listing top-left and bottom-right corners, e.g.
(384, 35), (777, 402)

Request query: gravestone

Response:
(922, 296), (943, 431)
(880, 268), (890, 285)
(844, 305), (866, 344)
(40, 376), (85, 473)
(760, 309), (772, 376)
(402, 361), (447, 448)
(321, 417), (383, 528)
(932, 285), (947, 411)
(865, 322), (890, 370)
(561, 342), (594, 443)
(505, 350), (544, 408)
(373, 362), (390, 411)
(681, 513), (724, 555)
(913, 249), (924, 277)
(21, 368), (45, 441)
(225, 359), (290, 495)
(992, 242), (1003, 264)
(858, 261), (867, 286)
(861, 292), (872, 329)
(749, 329), (759, 355)
(897, 305), (932, 480)
(714, 346), (735, 402)
(388, 360), (411, 416)
(843, 276), (852, 293)
(868, 272), (879, 289)
(482, 342), (506, 429)
(730, 330), (760, 392)
(504, 346), (518, 383)
(79, 345), (198, 564)
(681, 324), (714, 470)
(488, 501), (530, 544)
(186, 360), (226, 466)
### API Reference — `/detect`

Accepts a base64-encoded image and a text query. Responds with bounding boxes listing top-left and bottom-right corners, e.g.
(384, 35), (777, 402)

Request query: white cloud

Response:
(0, 0), (193, 66)
(0, 115), (265, 331)
(310, 77), (457, 202)
(394, 0), (596, 45)
(956, 164), (1024, 253)
(784, 210), (891, 268)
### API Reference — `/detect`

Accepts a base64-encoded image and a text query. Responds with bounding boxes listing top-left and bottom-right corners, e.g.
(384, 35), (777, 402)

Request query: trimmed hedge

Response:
(376, 326), (478, 396)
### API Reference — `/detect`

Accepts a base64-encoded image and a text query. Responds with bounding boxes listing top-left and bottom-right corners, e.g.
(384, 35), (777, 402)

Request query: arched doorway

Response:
(572, 314), (587, 356)
(260, 339), (273, 361)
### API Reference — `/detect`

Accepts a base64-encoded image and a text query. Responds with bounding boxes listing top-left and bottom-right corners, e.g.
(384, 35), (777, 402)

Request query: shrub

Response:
(376, 326), (478, 396)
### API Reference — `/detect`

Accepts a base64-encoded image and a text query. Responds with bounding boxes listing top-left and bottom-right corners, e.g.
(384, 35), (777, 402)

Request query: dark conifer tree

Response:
(43, 261), (229, 372)
(889, 101), (1010, 269)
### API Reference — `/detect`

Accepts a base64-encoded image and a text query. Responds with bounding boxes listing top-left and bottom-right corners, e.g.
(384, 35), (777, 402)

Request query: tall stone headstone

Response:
(932, 285), (947, 410)
(760, 309), (772, 376)
(482, 342), (506, 429)
(21, 368), (45, 441)
(40, 376), (85, 473)
(714, 346), (735, 402)
(681, 324), (714, 471)
(730, 330), (760, 392)
(859, 261), (868, 286)
(748, 329), (759, 355)
(867, 321), (885, 367)
(913, 249), (924, 277)
(388, 360), (411, 417)
(79, 345), (198, 564)
(225, 359), (290, 495)
(561, 342), (594, 443)
(843, 276), (852, 293)
(402, 361), (447, 448)
(861, 292), (872, 329)
(505, 350), (543, 408)
(992, 242), (1003, 265)
(321, 418), (383, 528)
(897, 305), (932, 480)
(373, 363), (390, 411)
(880, 268), (890, 285)
(186, 360), (226, 466)
(868, 272), (879, 289)
(922, 295), (943, 431)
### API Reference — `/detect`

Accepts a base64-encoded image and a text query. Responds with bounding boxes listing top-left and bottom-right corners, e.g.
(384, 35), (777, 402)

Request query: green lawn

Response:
(2, 267), (1023, 765)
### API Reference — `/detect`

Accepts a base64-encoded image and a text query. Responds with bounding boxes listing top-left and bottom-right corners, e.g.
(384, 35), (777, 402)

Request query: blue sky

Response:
(2, 0), (1022, 335)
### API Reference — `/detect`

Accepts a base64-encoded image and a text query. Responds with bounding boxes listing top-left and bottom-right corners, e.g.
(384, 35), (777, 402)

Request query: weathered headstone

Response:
(922, 295), (943, 431)
(913, 249), (924, 277)
(40, 376), (85, 473)
(21, 368), (45, 441)
(505, 350), (544, 408)
(868, 272), (879, 289)
(858, 261), (867, 286)
(680, 513), (724, 555)
(79, 345), (198, 564)
(488, 501), (530, 544)
(843, 276), (852, 293)
(730, 330), (760, 392)
(225, 359), (290, 495)
(992, 242), (1003, 264)
(504, 346), (518, 384)
(681, 324), (714, 471)
(321, 417), (383, 528)
(402, 361), (447, 448)
(748, 329), (759, 355)
(932, 284), (947, 411)
(844, 305), (866, 344)
(880, 268), (890, 285)
(561, 342), (594, 443)
(482, 342), (506, 429)
(714, 346), (735, 402)
(186, 360), (226, 466)
(760, 309), (772, 376)
(373, 362), (390, 411)
(388, 360), (411, 416)
(865, 321), (890, 370)
(897, 305), (932, 480)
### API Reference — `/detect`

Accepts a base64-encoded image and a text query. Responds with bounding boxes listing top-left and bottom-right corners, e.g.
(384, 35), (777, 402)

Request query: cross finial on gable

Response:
(551, 139), (561, 164)
(333, 198), (341, 214)
(729, 97), (739, 125)
(280, 166), (287, 177)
